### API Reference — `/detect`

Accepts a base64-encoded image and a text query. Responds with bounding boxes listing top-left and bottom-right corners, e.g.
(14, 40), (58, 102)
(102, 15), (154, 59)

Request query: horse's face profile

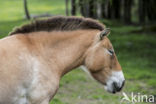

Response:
(85, 28), (125, 94)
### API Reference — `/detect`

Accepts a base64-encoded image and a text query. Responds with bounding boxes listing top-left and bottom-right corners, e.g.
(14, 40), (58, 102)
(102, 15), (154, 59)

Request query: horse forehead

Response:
(101, 37), (112, 48)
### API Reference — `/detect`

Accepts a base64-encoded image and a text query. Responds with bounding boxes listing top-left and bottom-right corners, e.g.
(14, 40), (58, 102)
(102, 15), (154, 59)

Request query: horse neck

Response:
(29, 30), (99, 77)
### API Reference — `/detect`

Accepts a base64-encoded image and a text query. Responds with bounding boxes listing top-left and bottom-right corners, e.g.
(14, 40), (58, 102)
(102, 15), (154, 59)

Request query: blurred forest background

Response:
(0, 0), (156, 104)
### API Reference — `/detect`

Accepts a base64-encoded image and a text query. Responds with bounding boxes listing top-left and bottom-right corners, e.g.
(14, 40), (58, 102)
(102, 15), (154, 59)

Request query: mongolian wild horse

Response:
(0, 16), (125, 104)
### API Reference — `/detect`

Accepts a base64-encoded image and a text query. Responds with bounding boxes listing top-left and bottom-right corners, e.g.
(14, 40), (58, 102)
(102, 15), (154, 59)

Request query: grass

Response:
(0, 0), (156, 104)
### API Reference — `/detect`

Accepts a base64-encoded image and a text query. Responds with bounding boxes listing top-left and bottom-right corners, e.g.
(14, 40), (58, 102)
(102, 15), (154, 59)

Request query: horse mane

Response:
(9, 16), (105, 35)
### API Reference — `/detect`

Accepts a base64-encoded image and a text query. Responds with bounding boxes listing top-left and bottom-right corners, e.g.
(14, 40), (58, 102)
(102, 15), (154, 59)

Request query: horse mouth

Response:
(104, 71), (125, 94)
(104, 80), (125, 94)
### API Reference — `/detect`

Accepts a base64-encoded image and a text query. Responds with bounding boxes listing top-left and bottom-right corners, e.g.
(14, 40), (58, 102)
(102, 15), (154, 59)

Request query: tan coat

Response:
(0, 16), (125, 104)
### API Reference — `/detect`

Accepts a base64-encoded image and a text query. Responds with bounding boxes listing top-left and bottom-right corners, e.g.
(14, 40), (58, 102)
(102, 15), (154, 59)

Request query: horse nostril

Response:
(121, 80), (125, 89)
(113, 80), (125, 92)
(113, 82), (121, 92)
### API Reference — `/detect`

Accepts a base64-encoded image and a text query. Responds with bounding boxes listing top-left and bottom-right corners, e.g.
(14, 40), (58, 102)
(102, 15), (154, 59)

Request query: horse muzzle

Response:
(104, 71), (125, 94)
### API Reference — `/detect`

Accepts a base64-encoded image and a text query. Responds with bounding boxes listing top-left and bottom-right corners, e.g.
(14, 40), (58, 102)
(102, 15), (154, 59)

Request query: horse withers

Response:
(0, 16), (125, 104)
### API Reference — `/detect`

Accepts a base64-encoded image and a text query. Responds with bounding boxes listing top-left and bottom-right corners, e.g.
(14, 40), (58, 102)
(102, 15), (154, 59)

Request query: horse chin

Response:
(104, 85), (116, 94)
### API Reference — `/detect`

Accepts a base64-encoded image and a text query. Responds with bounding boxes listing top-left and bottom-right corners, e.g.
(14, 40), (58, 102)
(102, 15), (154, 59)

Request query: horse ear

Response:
(100, 28), (110, 40)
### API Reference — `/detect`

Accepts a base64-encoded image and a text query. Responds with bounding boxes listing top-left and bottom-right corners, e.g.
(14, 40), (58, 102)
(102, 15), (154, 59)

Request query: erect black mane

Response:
(9, 16), (105, 35)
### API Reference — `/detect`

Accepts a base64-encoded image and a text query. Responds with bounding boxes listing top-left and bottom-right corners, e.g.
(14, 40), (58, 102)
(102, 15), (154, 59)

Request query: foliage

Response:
(0, 0), (155, 104)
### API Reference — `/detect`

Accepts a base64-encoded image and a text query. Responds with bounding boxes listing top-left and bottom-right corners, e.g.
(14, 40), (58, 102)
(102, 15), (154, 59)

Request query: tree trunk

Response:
(71, 0), (76, 16)
(23, 0), (30, 20)
(88, 0), (94, 18)
(79, 0), (90, 17)
(112, 0), (121, 19)
(107, 1), (112, 19)
(79, 0), (85, 16)
(146, 0), (156, 22)
(123, 0), (132, 24)
(105, 0), (112, 19)
(65, 0), (69, 16)
(138, 0), (146, 24)
(101, 0), (106, 18)
(97, 2), (102, 19)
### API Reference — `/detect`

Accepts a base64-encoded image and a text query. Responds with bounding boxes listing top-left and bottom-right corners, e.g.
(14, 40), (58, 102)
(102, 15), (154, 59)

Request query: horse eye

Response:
(108, 49), (114, 55)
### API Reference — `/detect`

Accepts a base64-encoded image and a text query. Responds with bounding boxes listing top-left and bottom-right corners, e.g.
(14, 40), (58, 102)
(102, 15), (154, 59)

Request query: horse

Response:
(0, 16), (125, 104)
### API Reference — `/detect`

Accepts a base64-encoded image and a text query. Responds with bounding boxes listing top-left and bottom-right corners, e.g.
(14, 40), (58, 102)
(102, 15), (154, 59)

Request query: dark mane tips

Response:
(9, 16), (105, 35)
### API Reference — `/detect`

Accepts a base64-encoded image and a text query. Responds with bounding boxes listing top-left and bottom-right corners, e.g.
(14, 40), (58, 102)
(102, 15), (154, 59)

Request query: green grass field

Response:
(0, 0), (156, 104)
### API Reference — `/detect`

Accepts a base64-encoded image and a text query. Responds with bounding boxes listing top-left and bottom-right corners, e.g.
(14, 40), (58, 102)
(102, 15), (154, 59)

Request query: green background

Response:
(0, 0), (155, 104)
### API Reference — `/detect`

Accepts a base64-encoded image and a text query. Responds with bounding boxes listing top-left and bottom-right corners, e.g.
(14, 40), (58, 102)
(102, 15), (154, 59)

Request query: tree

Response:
(138, 0), (146, 24)
(105, 0), (112, 19)
(78, 0), (90, 17)
(88, 0), (94, 18)
(123, 0), (133, 24)
(97, 1), (102, 19)
(105, 0), (121, 19)
(138, 0), (156, 24)
(71, 0), (76, 16)
(79, 0), (85, 16)
(146, 0), (156, 22)
(112, 0), (121, 19)
(65, 0), (69, 16)
(101, 0), (106, 18)
(23, 0), (31, 20)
